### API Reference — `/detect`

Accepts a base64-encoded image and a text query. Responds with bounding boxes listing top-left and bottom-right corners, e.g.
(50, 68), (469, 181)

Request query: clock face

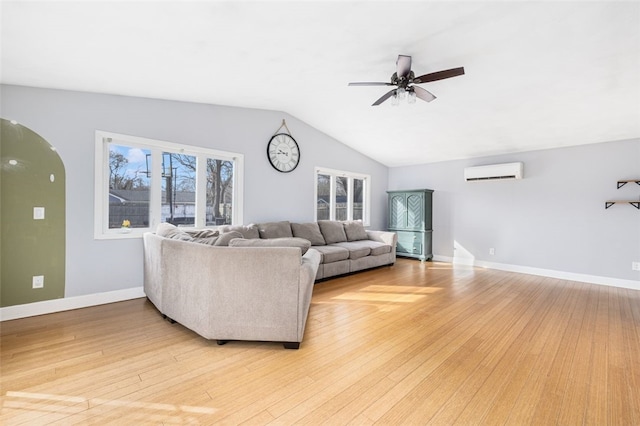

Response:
(267, 133), (300, 173)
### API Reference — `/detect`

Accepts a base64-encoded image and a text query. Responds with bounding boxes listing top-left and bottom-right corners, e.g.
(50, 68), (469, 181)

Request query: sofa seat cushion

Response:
(229, 237), (311, 255)
(219, 224), (259, 239)
(343, 220), (368, 241)
(291, 222), (326, 246)
(312, 245), (350, 264)
(258, 221), (293, 239)
(318, 220), (348, 244)
(332, 241), (372, 259)
(350, 240), (392, 256)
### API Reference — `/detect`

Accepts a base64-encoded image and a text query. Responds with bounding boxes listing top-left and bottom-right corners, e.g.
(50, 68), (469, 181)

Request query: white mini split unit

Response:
(464, 162), (524, 182)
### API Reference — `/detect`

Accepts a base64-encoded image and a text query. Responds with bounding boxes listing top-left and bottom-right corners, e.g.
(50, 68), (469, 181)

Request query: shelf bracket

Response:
(606, 201), (640, 209)
(616, 180), (640, 189)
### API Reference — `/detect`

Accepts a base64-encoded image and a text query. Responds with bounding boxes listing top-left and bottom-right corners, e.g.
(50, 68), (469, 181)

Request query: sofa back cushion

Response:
(318, 220), (348, 244)
(228, 237), (311, 255)
(218, 224), (260, 239)
(343, 220), (368, 241)
(291, 222), (326, 246)
(258, 221), (293, 239)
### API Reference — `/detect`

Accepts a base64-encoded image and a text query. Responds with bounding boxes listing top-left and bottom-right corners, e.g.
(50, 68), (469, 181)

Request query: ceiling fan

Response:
(349, 55), (465, 106)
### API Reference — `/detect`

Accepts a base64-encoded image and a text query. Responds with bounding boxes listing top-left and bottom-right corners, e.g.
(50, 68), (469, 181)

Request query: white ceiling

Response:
(2, 1), (639, 166)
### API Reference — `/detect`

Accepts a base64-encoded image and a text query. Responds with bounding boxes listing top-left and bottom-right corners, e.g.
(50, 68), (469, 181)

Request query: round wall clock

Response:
(267, 133), (300, 173)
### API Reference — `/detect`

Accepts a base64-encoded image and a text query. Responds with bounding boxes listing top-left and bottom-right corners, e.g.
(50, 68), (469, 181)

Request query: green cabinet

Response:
(387, 189), (433, 261)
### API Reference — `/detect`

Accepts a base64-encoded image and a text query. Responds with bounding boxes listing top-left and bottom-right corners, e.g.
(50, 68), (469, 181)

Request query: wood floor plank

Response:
(1, 259), (638, 424)
(502, 279), (580, 425)
(583, 285), (611, 425)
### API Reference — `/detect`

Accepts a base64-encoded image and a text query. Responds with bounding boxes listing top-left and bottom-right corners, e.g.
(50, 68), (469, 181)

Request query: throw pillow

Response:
(186, 229), (220, 239)
(155, 222), (193, 241)
(318, 220), (347, 244)
(228, 237), (311, 255)
(192, 236), (219, 246)
(343, 220), (368, 241)
(257, 221), (293, 239)
(291, 222), (326, 246)
(218, 224), (260, 239)
(214, 231), (244, 246)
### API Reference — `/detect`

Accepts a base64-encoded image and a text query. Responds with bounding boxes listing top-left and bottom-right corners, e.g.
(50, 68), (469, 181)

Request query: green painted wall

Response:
(1, 119), (65, 307)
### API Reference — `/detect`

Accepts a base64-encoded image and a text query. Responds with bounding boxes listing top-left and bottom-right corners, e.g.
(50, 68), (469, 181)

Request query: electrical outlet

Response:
(632, 262), (640, 271)
(33, 207), (45, 220)
(32, 275), (44, 289)
(489, 248), (495, 255)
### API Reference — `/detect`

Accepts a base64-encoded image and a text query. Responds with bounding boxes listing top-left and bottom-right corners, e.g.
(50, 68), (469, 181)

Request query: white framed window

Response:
(94, 131), (244, 239)
(314, 167), (370, 226)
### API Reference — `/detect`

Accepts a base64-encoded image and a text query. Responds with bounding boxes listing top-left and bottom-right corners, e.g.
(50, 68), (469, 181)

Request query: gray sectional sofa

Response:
(219, 220), (397, 280)
(142, 220), (396, 348)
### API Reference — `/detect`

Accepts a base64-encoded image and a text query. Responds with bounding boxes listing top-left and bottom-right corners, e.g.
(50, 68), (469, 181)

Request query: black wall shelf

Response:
(605, 179), (640, 209)
(605, 201), (640, 210)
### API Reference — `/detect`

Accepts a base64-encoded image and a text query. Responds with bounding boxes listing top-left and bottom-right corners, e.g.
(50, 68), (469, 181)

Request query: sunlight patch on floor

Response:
(362, 284), (443, 294)
(323, 283), (443, 307)
(1, 391), (217, 420)
(332, 292), (427, 303)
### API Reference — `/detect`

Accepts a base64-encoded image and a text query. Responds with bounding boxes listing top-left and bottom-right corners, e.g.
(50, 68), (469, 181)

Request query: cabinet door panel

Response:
(406, 193), (424, 230)
(396, 231), (424, 256)
(389, 194), (407, 229)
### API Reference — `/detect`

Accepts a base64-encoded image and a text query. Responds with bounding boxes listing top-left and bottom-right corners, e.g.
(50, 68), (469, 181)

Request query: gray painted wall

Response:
(1, 84), (388, 299)
(389, 139), (640, 281)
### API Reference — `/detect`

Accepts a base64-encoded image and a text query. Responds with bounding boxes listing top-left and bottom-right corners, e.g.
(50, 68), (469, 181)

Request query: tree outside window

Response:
(97, 131), (243, 239)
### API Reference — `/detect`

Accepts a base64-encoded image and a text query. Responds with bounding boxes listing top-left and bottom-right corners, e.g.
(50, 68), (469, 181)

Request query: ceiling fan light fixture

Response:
(391, 91), (399, 106)
(397, 87), (407, 101)
(408, 90), (417, 104)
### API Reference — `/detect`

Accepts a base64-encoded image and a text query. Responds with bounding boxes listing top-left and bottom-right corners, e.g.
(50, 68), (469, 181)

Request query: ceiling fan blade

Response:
(413, 67), (465, 84)
(396, 55), (412, 78)
(348, 82), (393, 86)
(413, 86), (436, 102)
(372, 89), (397, 106)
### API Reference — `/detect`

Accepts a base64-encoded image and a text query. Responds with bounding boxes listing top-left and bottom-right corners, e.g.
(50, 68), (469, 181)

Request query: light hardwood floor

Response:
(1, 259), (639, 425)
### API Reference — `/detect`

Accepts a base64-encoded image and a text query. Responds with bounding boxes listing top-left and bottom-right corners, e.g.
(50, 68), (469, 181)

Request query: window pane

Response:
(353, 178), (364, 221)
(162, 153), (195, 226)
(335, 176), (348, 221)
(108, 144), (151, 229)
(206, 158), (234, 226)
(317, 174), (330, 220)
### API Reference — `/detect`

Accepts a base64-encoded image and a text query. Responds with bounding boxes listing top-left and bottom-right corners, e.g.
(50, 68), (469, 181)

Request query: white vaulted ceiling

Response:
(1, 1), (639, 166)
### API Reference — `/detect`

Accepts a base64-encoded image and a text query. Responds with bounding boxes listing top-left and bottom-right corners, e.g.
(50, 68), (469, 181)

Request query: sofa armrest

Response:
(142, 233), (164, 311)
(297, 248), (322, 338)
(366, 230), (397, 246)
(301, 249), (321, 283)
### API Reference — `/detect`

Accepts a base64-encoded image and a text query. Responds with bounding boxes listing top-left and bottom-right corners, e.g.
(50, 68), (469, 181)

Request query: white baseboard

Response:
(0, 287), (145, 322)
(432, 255), (640, 291)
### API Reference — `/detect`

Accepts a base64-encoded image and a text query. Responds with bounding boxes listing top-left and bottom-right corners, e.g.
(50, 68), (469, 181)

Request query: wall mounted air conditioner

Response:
(464, 162), (524, 181)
